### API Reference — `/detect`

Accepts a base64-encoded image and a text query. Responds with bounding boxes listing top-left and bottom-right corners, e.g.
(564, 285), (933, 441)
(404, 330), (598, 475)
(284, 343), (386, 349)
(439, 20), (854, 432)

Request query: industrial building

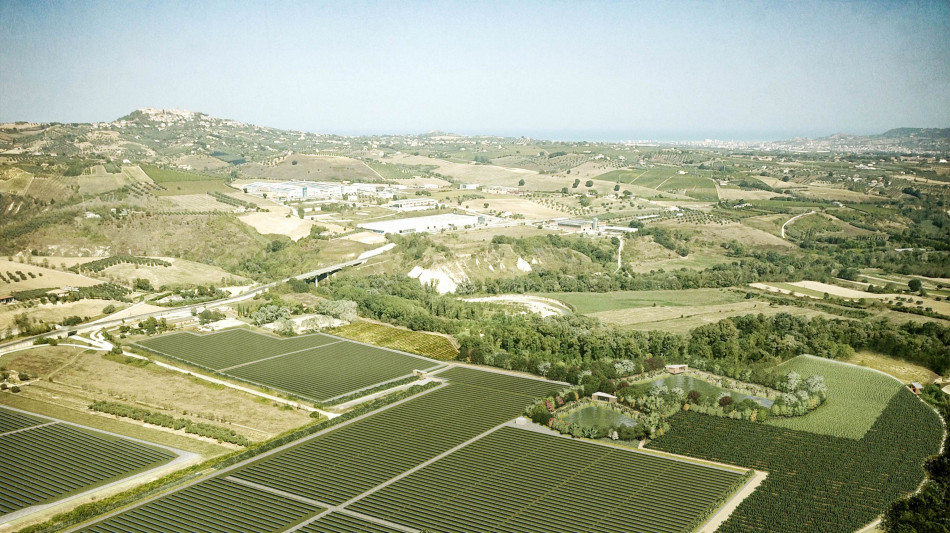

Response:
(386, 198), (439, 211)
(242, 180), (396, 201)
(359, 214), (481, 235)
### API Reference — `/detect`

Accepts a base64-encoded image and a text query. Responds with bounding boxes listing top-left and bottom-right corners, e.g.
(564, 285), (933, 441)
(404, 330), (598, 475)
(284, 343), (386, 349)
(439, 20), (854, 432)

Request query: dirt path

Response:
(781, 210), (817, 239)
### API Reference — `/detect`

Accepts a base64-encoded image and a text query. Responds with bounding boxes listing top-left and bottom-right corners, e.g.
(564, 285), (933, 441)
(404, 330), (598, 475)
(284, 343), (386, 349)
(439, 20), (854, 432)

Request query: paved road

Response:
(0, 256), (372, 353)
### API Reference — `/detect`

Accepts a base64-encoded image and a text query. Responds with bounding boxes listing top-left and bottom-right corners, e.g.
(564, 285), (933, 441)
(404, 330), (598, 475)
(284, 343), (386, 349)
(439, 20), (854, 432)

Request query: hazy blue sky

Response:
(1, 0), (948, 140)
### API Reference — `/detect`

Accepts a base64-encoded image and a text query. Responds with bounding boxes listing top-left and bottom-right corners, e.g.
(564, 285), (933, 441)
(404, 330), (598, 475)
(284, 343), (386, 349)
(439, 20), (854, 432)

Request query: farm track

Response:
(0, 407), (182, 521)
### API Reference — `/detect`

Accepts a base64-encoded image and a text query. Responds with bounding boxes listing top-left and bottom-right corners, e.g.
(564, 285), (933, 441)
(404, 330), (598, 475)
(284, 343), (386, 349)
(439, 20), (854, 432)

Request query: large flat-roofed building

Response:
(243, 180), (396, 201)
(387, 198), (438, 211)
(359, 213), (480, 235)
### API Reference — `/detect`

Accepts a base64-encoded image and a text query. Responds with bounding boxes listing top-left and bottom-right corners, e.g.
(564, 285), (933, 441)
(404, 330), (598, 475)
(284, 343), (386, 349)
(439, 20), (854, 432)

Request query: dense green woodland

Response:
(322, 274), (950, 375)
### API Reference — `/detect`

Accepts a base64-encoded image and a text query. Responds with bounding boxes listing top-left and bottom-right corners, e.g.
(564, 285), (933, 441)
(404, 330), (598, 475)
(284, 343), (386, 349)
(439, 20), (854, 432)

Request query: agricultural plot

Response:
(648, 388), (943, 533)
(0, 407), (43, 433)
(540, 289), (744, 315)
(766, 355), (903, 439)
(299, 513), (407, 533)
(137, 329), (337, 370)
(0, 409), (176, 516)
(595, 168), (718, 201)
(436, 366), (561, 399)
(230, 379), (554, 505)
(328, 321), (459, 361)
(78, 477), (322, 533)
(137, 330), (440, 402)
(351, 426), (746, 533)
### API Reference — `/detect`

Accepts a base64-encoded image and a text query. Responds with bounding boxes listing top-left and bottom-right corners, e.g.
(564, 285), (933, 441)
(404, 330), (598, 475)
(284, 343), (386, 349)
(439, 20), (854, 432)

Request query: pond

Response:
(650, 375), (774, 408)
(564, 405), (638, 428)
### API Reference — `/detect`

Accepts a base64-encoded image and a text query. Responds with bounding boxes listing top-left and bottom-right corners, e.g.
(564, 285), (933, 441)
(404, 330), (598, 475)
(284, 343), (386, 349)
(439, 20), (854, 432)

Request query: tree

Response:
(718, 395), (734, 408)
(518, 179), (526, 186)
(687, 390), (701, 404)
(561, 187), (569, 194)
(614, 184), (620, 191)
(133, 278), (153, 291)
(585, 180), (594, 187)
(310, 225), (328, 239)
(909, 279), (923, 292)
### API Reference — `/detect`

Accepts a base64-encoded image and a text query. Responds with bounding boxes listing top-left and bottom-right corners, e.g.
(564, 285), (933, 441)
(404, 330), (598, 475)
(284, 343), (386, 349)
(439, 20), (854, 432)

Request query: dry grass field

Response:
(0, 346), (312, 445)
(0, 259), (102, 292)
(591, 302), (826, 334)
(240, 155), (379, 181)
(460, 198), (565, 219)
(788, 280), (892, 300)
(159, 194), (231, 211)
(98, 257), (249, 288)
(120, 165), (156, 185)
(391, 154), (536, 183)
(0, 299), (127, 332)
(846, 350), (940, 385)
(173, 154), (232, 171)
(716, 186), (784, 201)
(239, 208), (316, 240)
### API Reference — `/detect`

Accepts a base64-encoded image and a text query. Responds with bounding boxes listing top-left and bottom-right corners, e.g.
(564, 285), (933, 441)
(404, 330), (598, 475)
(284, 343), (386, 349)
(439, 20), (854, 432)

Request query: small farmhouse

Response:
(591, 392), (617, 403)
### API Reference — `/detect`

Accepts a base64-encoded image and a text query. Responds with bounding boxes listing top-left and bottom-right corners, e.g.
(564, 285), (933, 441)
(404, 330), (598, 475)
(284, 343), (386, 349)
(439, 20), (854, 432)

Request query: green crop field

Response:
(540, 288), (744, 314)
(137, 330), (339, 370)
(137, 330), (441, 402)
(300, 513), (407, 533)
(0, 406), (43, 433)
(0, 408), (176, 515)
(329, 321), (459, 361)
(77, 367), (562, 531)
(648, 388), (943, 533)
(351, 426), (746, 533)
(141, 164), (224, 183)
(225, 341), (436, 401)
(230, 377), (555, 505)
(766, 355), (903, 439)
(79, 477), (323, 533)
(594, 169), (719, 201)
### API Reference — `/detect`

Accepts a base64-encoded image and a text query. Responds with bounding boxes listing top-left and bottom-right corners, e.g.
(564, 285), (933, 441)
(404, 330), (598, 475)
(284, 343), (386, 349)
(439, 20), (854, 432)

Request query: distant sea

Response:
(332, 127), (847, 143)
(454, 128), (840, 143)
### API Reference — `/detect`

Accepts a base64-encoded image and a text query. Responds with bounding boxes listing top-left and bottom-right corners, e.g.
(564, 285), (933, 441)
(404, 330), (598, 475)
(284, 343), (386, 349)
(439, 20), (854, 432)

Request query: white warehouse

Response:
(359, 214), (481, 235)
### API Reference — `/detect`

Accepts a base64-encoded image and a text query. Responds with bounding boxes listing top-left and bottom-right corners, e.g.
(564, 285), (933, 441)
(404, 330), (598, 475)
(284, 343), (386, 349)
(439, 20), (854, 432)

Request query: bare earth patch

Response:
(461, 295), (571, 317)
(461, 198), (565, 219)
(1, 346), (312, 442)
(239, 207), (314, 241)
(0, 259), (102, 292)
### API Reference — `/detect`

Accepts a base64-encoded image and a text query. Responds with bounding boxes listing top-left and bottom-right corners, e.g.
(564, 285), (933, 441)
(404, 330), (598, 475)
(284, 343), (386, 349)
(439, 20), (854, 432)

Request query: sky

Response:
(1, 0), (948, 141)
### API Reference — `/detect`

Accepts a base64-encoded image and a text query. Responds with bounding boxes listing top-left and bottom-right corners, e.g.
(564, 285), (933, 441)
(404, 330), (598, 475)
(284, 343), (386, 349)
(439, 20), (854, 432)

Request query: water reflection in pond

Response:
(565, 405), (638, 428)
(650, 375), (774, 408)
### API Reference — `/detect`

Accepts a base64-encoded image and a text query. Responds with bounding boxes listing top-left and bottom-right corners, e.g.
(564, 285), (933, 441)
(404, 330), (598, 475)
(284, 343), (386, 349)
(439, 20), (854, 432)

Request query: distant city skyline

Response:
(1, 0), (948, 141)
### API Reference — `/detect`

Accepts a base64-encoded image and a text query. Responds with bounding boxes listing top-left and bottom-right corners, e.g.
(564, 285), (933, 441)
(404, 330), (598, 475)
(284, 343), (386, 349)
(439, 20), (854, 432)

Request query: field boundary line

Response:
(216, 340), (346, 372)
(0, 420), (57, 437)
(125, 346), (332, 415)
(321, 367), (442, 403)
(432, 362), (569, 386)
(509, 420), (748, 474)
(59, 382), (448, 533)
(223, 476), (333, 508)
(0, 406), (197, 527)
(336, 421), (508, 510)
